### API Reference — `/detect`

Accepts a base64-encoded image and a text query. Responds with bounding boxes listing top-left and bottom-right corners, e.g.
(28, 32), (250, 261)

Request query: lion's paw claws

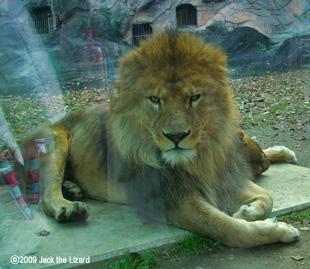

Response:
(55, 202), (88, 222)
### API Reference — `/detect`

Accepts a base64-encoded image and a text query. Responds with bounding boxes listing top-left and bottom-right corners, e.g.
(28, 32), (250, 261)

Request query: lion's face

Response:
(142, 79), (219, 166)
(111, 31), (237, 168)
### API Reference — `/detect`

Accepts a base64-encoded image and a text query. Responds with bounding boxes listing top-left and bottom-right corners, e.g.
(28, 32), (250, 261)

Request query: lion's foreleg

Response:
(39, 125), (88, 222)
(168, 196), (300, 247)
(233, 181), (273, 221)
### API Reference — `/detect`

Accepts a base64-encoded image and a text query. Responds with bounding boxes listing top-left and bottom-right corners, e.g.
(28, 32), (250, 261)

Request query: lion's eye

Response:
(190, 94), (200, 106)
(149, 96), (161, 105)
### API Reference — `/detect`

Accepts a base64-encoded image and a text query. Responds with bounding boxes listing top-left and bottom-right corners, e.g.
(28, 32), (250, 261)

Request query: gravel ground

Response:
(230, 70), (310, 168)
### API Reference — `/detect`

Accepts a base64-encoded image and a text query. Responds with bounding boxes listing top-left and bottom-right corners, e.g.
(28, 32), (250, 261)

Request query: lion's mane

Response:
(108, 31), (251, 212)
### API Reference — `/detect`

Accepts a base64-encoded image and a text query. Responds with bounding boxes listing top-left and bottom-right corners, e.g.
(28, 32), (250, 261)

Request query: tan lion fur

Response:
(23, 31), (300, 247)
(108, 31), (251, 209)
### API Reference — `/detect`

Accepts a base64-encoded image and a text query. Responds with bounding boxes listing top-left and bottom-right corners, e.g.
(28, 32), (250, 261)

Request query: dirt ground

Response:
(231, 71), (310, 169)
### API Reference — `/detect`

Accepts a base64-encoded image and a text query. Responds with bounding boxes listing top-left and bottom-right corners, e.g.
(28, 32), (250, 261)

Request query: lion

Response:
(22, 31), (300, 247)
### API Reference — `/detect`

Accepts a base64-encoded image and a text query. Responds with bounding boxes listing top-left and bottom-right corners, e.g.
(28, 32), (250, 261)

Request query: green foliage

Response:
(171, 233), (221, 256)
(103, 250), (158, 269)
(279, 210), (310, 221)
(273, 46), (280, 51)
(256, 42), (267, 52)
(1, 104), (10, 115)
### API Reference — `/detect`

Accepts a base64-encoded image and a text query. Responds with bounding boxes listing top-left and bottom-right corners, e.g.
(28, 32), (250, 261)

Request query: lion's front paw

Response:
(55, 202), (88, 222)
(277, 222), (301, 243)
(233, 201), (267, 221)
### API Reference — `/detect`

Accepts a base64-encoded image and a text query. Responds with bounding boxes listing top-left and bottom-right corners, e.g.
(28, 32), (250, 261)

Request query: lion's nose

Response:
(162, 130), (191, 146)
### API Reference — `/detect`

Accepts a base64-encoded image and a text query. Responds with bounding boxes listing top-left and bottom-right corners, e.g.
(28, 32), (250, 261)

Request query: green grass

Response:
(101, 234), (221, 268)
(171, 233), (221, 256)
(103, 250), (158, 269)
(279, 210), (310, 221)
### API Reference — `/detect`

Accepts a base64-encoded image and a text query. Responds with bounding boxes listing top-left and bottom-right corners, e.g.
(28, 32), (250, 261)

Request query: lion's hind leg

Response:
(263, 146), (297, 164)
(237, 129), (270, 177)
(39, 125), (88, 222)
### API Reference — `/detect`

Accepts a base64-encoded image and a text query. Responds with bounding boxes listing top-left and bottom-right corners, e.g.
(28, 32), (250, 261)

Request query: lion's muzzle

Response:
(162, 130), (191, 147)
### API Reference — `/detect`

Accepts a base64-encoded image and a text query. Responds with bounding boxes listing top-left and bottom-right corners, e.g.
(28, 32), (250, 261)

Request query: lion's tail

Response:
(263, 146), (298, 164)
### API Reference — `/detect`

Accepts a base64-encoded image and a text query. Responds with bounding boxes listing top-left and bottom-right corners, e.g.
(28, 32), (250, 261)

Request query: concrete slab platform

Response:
(0, 202), (190, 269)
(1, 163), (309, 268)
(257, 163), (310, 217)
